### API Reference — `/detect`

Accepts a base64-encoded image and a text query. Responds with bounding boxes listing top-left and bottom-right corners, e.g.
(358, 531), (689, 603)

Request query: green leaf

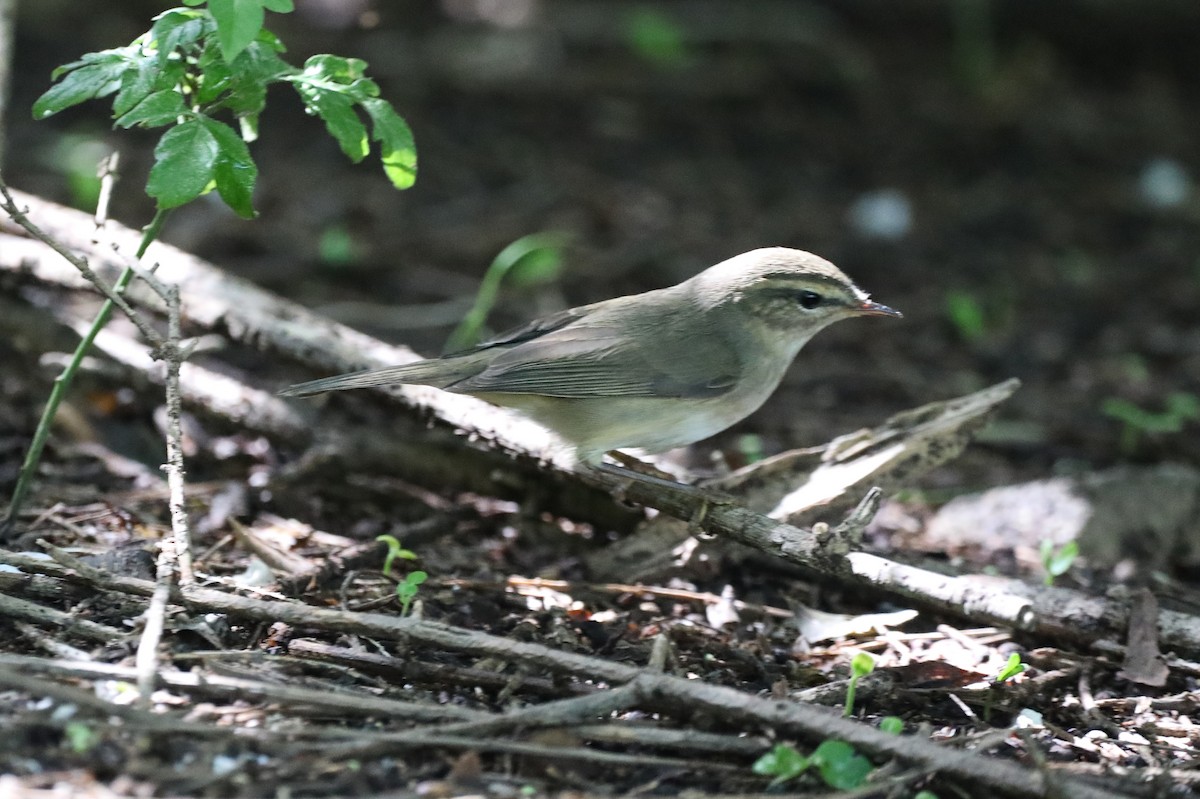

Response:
(112, 58), (160, 117)
(752, 744), (810, 786)
(146, 119), (220, 209)
(445, 231), (566, 353)
(303, 54), (370, 88)
(850, 652), (876, 678)
(376, 534), (402, 576)
(195, 40), (234, 105)
(199, 38), (292, 116)
(1168, 392), (1200, 421)
(1042, 540), (1078, 579)
(33, 51), (132, 119)
(149, 9), (212, 66)
(812, 740), (872, 790)
(305, 89), (368, 161)
(880, 716), (904, 735)
(200, 117), (258, 218)
(262, 0), (294, 11)
(508, 232), (568, 287)
(115, 89), (187, 128)
(362, 98), (417, 189)
(209, 0), (266, 62)
(993, 652), (1027, 682)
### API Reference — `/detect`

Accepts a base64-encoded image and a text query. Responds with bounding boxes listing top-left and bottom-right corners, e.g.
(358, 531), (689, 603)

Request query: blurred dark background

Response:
(6, 0), (1200, 484)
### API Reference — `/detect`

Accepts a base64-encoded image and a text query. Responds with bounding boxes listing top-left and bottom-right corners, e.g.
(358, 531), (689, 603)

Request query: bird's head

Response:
(691, 247), (901, 348)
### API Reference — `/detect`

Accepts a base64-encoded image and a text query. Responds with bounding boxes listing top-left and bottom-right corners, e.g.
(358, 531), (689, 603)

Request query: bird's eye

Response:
(797, 290), (822, 309)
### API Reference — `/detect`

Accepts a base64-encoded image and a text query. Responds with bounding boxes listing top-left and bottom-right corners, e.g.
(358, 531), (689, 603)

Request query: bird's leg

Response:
(605, 451), (688, 485)
(593, 455), (737, 516)
(594, 460), (686, 499)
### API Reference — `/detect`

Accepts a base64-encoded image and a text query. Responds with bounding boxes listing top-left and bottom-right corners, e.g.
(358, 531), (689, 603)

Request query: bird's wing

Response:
(449, 307), (588, 354)
(447, 317), (742, 399)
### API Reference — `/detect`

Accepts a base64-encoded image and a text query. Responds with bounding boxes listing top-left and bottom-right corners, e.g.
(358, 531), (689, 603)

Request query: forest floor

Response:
(1, 2), (1199, 796)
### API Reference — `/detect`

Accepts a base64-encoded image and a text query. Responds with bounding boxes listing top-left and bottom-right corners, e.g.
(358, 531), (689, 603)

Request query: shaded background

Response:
(6, 0), (1200, 487)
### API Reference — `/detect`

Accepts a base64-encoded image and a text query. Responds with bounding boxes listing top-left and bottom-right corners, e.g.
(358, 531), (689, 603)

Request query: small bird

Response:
(281, 248), (900, 468)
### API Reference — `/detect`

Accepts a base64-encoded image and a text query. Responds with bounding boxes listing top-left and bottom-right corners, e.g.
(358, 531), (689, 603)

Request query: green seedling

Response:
(376, 534), (418, 577)
(1039, 539), (1078, 586)
(753, 743), (809, 787)
(396, 570), (428, 616)
(844, 651), (875, 717)
(445, 231), (569, 353)
(880, 715), (904, 735)
(1102, 392), (1200, 453)
(993, 652), (1027, 683)
(982, 651), (1027, 722)
(752, 740), (872, 790)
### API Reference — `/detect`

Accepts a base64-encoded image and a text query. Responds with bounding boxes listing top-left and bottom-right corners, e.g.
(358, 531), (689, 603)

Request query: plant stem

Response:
(4, 208), (170, 530)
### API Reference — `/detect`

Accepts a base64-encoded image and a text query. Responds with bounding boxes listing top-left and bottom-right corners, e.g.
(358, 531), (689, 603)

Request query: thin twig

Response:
(0, 548), (1127, 799)
(136, 280), (195, 698)
(0, 654), (486, 723)
(0, 178), (170, 529)
(160, 283), (194, 586)
(0, 178), (163, 349)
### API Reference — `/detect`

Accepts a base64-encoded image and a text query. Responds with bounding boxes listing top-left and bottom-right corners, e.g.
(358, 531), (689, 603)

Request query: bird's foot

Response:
(593, 458), (737, 508)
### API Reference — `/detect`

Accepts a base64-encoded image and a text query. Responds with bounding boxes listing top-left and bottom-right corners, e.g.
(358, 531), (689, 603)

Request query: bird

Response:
(281, 247), (900, 469)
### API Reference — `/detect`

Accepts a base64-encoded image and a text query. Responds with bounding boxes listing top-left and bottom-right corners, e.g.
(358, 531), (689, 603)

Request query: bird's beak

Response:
(855, 299), (903, 318)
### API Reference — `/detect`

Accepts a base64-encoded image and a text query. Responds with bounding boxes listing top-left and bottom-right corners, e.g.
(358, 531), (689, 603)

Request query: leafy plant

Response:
(1039, 540), (1078, 586)
(752, 740), (873, 790)
(376, 534), (418, 577)
(445, 231), (569, 353)
(396, 570), (428, 616)
(1102, 392), (1200, 453)
(6, 1), (415, 527)
(375, 535), (425, 614)
(33, 2), (416, 218)
(753, 743), (808, 787)
(993, 652), (1027, 683)
(844, 651), (875, 717)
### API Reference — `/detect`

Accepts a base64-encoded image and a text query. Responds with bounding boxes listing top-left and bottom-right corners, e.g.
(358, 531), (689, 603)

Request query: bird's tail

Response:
(279, 359), (473, 397)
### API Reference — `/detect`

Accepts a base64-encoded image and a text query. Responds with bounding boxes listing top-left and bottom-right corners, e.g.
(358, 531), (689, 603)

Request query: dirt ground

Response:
(2, 2), (1199, 796)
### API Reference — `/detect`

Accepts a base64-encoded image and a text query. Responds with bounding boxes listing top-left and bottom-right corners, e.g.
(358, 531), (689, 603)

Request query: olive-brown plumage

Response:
(281, 248), (900, 464)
